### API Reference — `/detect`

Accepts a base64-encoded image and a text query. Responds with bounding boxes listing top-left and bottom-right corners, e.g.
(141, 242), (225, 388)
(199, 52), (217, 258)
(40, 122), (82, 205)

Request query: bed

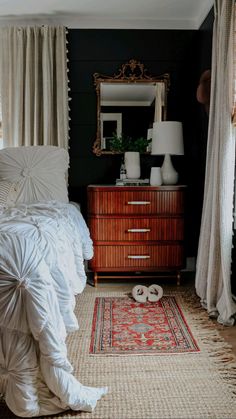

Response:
(0, 146), (108, 417)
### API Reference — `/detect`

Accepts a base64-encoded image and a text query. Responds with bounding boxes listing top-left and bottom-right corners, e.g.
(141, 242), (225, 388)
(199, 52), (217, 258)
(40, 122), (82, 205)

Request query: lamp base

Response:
(161, 154), (178, 185)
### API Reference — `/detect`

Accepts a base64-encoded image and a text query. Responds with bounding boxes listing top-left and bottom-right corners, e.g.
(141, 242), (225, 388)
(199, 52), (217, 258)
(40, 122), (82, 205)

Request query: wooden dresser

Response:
(87, 185), (186, 286)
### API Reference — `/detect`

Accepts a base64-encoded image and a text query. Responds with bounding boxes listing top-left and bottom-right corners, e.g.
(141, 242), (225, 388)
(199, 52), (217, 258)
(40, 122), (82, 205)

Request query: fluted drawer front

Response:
(89, 244), (184, 269)
(89, 218), (184, 241)
(88, 190), (184, 215)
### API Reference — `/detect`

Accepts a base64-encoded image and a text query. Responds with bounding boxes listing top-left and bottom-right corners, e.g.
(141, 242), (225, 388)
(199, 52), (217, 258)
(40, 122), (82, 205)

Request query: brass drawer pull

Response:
(128, 255), (150, 259)
(127, 201), (151, 205)
(127, 228), (151, 233)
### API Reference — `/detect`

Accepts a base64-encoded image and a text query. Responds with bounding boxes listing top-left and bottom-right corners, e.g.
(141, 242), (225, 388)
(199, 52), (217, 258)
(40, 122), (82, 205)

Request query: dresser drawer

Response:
(89, 217), (184, 241)
(89, 244), (184, 269)
(87, 185), (186, 285)
(88, 189), (184, 215)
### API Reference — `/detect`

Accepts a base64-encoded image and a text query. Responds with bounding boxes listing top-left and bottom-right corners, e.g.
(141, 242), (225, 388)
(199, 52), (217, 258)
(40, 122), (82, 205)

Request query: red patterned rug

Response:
(90, 296), (200, 355)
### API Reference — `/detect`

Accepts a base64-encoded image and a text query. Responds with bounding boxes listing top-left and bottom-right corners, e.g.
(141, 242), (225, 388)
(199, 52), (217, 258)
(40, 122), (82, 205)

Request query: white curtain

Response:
(154, 83), (164, 122)
(195, 0), (236, 325)
(0, 26), (69, 149)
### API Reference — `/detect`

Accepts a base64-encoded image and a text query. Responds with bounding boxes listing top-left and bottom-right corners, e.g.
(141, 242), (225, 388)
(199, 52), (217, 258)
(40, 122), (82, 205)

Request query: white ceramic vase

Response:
(124, 151), (141, 179)
(150, 167), (162, 186)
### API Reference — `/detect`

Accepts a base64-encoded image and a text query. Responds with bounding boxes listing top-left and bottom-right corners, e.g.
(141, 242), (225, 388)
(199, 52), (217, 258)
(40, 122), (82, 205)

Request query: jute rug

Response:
(1, 286), (236, 419)
(90, 296), (200, 355)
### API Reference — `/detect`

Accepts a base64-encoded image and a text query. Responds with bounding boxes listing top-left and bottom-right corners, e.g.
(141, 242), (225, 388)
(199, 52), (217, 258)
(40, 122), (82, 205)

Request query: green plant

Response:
(109, 133), (151, 153)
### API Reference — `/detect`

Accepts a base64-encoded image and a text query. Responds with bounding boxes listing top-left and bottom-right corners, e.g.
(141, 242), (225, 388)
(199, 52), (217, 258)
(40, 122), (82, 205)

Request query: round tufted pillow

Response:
(0, 146), (69, 204)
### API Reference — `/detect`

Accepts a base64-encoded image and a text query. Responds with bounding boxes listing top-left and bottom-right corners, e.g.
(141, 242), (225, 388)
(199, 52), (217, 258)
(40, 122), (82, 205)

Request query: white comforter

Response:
(0, 201), (107, 417)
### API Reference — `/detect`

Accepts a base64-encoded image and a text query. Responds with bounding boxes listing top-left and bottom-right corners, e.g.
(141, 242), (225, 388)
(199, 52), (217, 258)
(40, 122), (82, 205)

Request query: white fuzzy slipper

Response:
(148, 284), (163, 302)
(132, 285), (149, 303)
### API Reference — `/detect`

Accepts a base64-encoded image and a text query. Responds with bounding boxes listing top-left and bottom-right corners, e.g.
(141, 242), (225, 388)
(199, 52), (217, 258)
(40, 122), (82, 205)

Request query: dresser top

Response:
(88, 184), (187, 191)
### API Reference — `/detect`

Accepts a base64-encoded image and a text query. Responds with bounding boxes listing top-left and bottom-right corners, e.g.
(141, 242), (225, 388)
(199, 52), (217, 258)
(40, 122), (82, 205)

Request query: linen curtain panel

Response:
(195, 0), (236, 325)
(0, 26), (69, 149)
(154, 83), (164, 122)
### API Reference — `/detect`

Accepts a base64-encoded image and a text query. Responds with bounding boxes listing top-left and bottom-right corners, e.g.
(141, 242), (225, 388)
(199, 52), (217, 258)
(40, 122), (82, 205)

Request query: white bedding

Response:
(0, 201), (108, 417)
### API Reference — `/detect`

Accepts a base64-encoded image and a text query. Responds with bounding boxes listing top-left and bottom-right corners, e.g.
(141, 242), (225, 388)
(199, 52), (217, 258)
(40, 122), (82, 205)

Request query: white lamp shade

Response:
(151, 121), (184, 155)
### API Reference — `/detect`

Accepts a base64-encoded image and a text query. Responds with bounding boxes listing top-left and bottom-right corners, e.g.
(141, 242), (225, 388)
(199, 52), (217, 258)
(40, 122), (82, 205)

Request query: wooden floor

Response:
(87, 271), (236, 357)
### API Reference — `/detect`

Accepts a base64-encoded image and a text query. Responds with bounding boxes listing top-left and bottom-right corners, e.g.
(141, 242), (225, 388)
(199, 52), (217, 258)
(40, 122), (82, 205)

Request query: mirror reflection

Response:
(93, 60), (170, 155)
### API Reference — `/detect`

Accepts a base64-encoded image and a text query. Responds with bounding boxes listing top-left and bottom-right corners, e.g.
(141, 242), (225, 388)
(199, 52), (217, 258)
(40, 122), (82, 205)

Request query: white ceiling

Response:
(0, 0), (214, 29)
(101, 83), (158, 107)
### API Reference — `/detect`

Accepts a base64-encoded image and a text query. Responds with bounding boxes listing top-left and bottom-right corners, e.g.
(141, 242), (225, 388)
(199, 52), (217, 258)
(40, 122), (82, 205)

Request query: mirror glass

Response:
(93, 59), (170, 155)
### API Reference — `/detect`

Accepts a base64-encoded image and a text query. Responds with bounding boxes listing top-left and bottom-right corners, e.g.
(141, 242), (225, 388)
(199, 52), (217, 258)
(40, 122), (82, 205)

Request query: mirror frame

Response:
(93, 59), (170, 156)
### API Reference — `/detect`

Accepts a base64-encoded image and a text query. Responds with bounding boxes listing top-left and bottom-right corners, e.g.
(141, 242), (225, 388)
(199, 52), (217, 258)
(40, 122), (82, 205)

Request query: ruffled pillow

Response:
(0, 146), (69, 204)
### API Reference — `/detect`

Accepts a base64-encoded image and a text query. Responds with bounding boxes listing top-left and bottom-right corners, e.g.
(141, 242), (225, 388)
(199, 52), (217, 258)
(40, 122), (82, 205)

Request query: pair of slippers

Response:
(132, 284), (163, 303)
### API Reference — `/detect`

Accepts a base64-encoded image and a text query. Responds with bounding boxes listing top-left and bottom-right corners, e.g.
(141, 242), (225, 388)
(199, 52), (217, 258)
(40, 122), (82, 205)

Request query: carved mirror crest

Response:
(93, 59), (170, 155)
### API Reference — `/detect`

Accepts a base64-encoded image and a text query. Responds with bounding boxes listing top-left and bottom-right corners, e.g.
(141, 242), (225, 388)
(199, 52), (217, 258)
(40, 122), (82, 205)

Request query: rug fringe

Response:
(177, 289), (236, 396)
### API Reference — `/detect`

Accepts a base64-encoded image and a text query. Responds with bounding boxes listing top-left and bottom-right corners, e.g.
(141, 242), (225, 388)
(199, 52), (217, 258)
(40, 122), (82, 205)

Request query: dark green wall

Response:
(67, 20), (213, 258)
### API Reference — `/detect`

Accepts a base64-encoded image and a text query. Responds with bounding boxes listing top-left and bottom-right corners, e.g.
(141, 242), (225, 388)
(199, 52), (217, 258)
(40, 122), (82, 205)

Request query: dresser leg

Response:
(94, 272), (98, 287)
(177, 271), (181, 286)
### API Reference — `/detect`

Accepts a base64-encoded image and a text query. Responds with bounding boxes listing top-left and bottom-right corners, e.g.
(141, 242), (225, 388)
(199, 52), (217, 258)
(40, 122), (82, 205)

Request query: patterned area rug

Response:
(90, 296), (199, 354)
(1, 286), (236, 419)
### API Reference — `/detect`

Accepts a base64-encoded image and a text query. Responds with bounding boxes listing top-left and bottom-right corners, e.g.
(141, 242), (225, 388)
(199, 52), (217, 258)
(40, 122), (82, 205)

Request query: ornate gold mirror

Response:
(93, 59), (170, 155)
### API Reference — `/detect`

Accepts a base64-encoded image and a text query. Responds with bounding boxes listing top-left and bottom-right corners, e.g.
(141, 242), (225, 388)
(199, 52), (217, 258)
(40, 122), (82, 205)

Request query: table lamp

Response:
(151, 121), (184, 185)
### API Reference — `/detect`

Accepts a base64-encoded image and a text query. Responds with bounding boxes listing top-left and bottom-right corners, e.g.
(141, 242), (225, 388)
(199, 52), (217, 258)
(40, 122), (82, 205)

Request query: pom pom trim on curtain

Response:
(0, 25), (70, 149)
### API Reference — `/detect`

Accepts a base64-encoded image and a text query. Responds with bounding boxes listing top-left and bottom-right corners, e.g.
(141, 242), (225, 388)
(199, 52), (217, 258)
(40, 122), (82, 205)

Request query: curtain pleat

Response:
(195, 0), (236, 325)
(231, 4), (236, 124)
(0, 26), (69, 149)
